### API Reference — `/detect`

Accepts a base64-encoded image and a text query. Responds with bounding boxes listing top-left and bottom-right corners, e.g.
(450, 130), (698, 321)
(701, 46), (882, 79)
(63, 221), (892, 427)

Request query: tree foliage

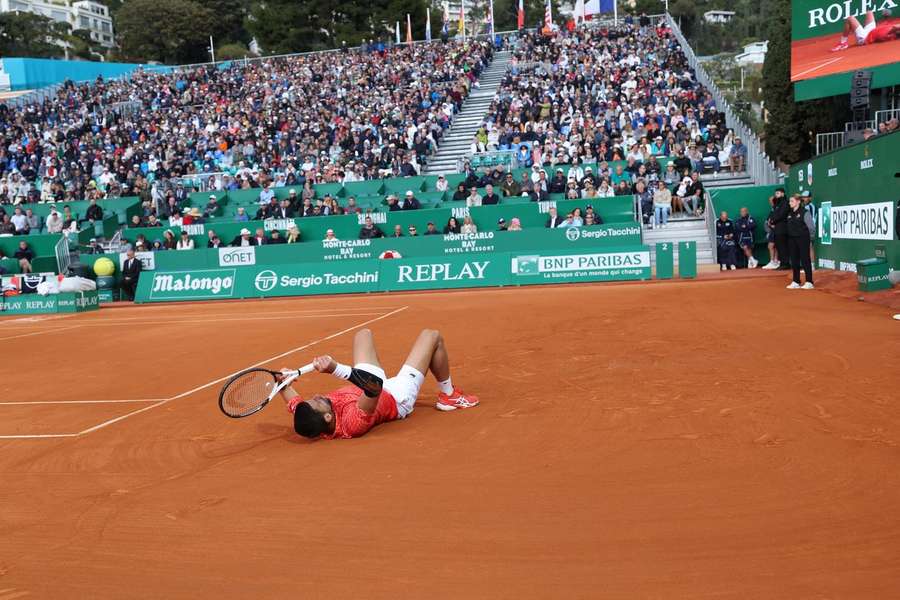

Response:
(67, 28), (106, 61)
(116, 0), (216, 63)
(0, 12), (69, 58)
(761, 0), (805, 164)
(196, 0), (250, 45)
(216, 41), (253, 60)
(248, 0), (438, 53)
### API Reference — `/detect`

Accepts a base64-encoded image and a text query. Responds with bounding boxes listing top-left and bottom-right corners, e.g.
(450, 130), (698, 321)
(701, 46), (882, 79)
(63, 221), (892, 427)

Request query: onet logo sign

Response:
(149, 269), (236, 300)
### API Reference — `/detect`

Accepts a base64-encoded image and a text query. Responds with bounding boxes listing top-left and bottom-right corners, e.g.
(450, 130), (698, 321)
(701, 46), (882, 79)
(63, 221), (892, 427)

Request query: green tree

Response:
(761, 0), (804, 164)
(67, 29), (106, 61)
(669, 0), (697, 37)
(216, 41), (253, 60)
(116, 0), (216, 63)
(0, 12), (69, 58)
(196, 0), (250, 45)
(248, 0), (331, 53)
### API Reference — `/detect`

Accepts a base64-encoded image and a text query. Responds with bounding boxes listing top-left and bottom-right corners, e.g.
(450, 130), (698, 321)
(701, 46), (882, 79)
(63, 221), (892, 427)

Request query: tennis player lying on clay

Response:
(277, 328), (479, 439)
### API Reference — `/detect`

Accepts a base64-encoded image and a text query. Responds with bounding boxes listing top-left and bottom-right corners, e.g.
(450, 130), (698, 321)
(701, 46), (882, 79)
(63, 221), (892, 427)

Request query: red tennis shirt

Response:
(288, 386), (398, 439)
(867, 20), (898, 44)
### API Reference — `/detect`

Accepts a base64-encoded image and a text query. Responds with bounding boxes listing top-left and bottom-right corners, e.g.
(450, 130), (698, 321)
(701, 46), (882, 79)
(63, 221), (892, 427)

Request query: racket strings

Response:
(221, 370), (276, 417)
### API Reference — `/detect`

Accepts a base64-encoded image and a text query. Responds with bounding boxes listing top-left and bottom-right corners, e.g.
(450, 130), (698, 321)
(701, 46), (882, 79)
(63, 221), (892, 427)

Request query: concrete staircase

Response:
(699, 171), (754, 190)
(425, 51), (511, 175)
(644, 216), (714, 267)
(643, 172), (756, 267)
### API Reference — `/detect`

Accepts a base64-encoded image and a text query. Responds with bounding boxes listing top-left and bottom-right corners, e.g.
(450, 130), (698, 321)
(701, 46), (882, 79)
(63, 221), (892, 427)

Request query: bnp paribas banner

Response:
(510, 249), (651, 283)
(135, 246), (652, 303)
(818, 200), (895, 245)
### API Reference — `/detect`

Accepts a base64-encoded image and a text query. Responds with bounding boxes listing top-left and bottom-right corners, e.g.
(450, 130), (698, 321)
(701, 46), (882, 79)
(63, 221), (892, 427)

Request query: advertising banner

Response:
(141, 262), (381, 302)
(247, 262), (380, 297)
(791, 0), (900, 100)
(819, 200), (895, 244)
(148, 269), (237, 302)
(510, 249), (652, 283)
(137, 225), (644, 273)
(218, 246), (256, 267)
(380, 255), (506, 291)
(1, 291), (100, 314)
(135, 245), (653, 303)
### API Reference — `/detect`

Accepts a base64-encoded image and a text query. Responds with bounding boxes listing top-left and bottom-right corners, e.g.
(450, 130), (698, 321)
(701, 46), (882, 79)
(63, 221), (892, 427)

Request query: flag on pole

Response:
(543, 0), (553, 34)
(488, 0), (495, 36)
(517, 0), (524, 29)
(426, 8), (432, 42)
(459, 0), (466, 40)
(442, 2), (449, 36)
(574, 0), (584, 24)
(395, 21), (401, 44)
(406, 13), (413, 43)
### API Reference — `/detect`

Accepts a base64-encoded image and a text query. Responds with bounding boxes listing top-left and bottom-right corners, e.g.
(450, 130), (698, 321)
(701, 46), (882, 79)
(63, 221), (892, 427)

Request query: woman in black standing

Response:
(786, 194), (815, 289)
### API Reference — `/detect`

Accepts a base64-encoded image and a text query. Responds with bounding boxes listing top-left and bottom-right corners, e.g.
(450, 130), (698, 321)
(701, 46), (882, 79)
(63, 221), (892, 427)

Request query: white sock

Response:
(438, 377), (454, 395)
(841, 36), (848, 43)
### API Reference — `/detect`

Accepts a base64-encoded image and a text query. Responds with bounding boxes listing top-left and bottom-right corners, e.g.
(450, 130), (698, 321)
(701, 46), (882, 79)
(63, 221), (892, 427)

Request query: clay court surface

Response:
(1, 276), (899, 598)
(791, 31), (900, 81)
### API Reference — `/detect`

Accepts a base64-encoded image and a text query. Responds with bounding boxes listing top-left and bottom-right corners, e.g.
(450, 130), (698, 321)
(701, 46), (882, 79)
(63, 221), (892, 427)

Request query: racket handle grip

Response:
(298, 363), (315, 376)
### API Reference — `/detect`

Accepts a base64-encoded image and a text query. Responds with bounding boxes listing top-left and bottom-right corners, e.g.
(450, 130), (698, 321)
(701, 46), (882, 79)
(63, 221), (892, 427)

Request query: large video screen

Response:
(792, 0), (900, 100)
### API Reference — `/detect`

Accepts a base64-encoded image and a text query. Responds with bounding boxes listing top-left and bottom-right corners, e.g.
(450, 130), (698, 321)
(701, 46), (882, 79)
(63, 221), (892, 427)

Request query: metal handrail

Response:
(875, 108), (900, 126)
(664, 14), (781, 186)
(704, 190), (718, 260)
(816, 131), (846, 155)
(845, 120), (875, 132)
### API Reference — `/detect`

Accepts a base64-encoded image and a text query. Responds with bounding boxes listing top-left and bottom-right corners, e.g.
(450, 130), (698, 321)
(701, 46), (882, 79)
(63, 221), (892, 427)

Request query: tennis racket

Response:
(218, 363), (315, 418)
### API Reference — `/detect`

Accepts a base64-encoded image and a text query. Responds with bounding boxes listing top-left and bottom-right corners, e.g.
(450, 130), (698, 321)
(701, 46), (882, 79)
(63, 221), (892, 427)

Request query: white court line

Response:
(0, 399), (164, 405)
(57, 312), (391, 327)
(0, 308), (404, 329)
(0, 325), (82, 342)
(792, 56), (843, 80)
(0, 305), (406, 438)
(73, 306), (407, 321)
(0, 433), (79, 439)
(73, 306), (408, 437)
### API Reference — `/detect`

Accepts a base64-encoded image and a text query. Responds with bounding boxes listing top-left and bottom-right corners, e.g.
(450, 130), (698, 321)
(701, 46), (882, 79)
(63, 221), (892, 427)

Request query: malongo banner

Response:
(791, 0), (900, 100)
(134, 246), (654, 302)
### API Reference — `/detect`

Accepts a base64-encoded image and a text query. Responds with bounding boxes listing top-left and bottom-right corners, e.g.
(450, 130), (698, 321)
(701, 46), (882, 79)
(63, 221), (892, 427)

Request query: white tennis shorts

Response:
(355, 363), (425, 419)
(855, 20), (877, 44)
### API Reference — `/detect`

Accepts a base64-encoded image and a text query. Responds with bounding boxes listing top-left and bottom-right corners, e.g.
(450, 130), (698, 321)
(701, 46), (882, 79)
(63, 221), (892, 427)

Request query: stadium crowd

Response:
(0, 40), (493, 208)
(459, 22), (753, 225)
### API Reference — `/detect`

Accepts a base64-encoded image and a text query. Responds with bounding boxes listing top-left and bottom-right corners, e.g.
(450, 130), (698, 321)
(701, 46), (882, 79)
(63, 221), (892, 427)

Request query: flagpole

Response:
(395, 21), (400, 44)
(614, 0), (618, 24)
(426, 8), (431, 42)
(406, 13), (412, 43)
(461, 0), (466, 41)
(489, 0), (495, 37)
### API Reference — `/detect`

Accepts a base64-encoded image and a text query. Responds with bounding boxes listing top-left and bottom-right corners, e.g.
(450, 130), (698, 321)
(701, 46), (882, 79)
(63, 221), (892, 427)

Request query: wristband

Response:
(332, 363), (352, 380)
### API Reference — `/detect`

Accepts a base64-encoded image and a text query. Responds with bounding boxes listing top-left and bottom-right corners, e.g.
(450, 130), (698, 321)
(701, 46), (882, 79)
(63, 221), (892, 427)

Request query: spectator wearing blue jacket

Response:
(716, 211), (738, 271)
(735, 207), (758, 268)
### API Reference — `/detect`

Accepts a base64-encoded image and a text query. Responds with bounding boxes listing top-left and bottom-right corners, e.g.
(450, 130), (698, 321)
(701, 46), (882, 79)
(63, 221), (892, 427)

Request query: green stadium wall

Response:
(788, 130), (899, 271)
